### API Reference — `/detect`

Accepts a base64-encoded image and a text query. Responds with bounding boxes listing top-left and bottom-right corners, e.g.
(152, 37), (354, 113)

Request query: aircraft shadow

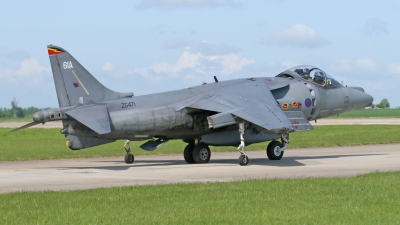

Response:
(62, 153), (383, 171)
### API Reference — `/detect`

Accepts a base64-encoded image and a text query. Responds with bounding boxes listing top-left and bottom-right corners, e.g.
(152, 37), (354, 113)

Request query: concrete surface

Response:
(1, 144), (399, 194)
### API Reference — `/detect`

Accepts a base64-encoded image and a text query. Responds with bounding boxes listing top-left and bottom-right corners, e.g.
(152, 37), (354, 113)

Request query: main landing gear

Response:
(124, 140), (134, 164)
(183, 140), (211, 164)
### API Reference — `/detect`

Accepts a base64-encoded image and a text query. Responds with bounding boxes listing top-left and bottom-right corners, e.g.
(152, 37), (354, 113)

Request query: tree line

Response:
(0, 98), (44, 119)
(0, 106), (42, 119)
(371, 98), (390, 109)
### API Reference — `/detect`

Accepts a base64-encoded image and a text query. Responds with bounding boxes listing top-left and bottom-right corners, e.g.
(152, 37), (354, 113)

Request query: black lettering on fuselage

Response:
(121, 102), (136, 109)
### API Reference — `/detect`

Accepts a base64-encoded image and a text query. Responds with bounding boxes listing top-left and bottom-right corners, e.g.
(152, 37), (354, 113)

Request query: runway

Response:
(1, 118), (400, 129)
(1, 144), (399, 194)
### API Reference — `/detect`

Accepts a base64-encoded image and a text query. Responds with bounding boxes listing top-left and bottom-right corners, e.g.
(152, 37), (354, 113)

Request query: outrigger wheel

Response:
(124, 153), (134, 164)
(124, 140), (134, 164)
(239, 154), (249, 166)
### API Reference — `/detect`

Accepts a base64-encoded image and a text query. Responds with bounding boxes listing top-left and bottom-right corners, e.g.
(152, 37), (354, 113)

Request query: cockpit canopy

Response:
(280, 65), (342, 87)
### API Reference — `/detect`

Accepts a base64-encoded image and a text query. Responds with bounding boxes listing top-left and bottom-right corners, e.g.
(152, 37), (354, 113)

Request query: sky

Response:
(1, 0), (400, 108)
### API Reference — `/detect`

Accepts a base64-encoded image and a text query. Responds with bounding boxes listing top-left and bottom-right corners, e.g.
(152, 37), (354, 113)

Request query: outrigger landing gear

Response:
(266, 133), (289, 160)
(237, 121), (249, 166)
(124, 140), (134, 164)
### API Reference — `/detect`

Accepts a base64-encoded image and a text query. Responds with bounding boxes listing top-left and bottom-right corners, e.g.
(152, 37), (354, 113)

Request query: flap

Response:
(66, 104), (111, 134)
(207, 109), (242, 129)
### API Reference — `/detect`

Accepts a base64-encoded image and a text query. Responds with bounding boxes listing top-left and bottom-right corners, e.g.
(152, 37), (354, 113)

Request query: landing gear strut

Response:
(124, 140), (134, 164)
(266, 133), (289, 160)
(237, 121), (249, 166)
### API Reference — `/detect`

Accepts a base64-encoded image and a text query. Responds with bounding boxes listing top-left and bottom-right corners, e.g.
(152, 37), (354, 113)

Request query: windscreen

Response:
(288, 65), (342, 87)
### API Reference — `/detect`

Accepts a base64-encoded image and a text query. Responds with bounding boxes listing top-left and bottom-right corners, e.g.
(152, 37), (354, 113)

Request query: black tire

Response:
(192, 143), (211, 164)
(266, 141), (284, 160)
(239, 154), (249, 166)
(124, 153), (134, 164)
(183, 144), (195, 164)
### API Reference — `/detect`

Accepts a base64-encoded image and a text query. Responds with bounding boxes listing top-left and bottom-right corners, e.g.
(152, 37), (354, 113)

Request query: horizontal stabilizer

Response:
(66, 104), (111, 134)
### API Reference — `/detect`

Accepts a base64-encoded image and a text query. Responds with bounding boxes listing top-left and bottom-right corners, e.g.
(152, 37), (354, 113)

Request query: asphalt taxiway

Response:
(1, 144), (399, 194)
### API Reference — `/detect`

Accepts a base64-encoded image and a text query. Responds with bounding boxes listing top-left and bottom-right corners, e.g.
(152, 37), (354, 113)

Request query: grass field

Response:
(1, 171), (399, 224)
(331, 108), (400, 118)
(1, 125), (399, 161)
(0, 117), (32, 122)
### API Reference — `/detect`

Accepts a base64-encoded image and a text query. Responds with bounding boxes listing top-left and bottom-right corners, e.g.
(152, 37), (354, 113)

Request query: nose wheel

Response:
(266, 133), (289, 160)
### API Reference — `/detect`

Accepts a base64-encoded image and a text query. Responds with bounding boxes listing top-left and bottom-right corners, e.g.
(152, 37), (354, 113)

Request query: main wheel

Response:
(183, 144), (195, 164)
(192, 143), (211, 164)
(239, 154), (249, 166)
(266, 141), (284, 160)
(124, 153), (134, 164)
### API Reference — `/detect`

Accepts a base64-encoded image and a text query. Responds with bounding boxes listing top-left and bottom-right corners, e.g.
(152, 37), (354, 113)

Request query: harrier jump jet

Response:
(14, 45), (373, 165)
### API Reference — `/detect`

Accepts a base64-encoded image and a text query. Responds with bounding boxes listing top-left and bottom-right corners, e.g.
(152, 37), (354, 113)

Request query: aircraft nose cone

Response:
(352, 89), (373, 109)
(32, 111), (45, 123)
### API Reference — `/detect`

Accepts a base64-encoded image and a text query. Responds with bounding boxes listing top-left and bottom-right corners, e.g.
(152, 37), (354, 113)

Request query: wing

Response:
(180, 79), (295, 133)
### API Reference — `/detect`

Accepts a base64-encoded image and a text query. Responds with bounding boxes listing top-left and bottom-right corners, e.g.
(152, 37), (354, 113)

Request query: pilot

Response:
(303, 68), (312, 81)
(313, 74), (325, 85)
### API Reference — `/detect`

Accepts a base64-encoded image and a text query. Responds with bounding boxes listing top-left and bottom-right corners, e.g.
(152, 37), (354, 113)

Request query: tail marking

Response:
(48, 47), (64, 55)
(71, 70), (90, 95)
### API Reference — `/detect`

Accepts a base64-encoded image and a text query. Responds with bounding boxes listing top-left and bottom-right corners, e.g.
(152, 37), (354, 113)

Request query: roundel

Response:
(305, 98), (312, 107)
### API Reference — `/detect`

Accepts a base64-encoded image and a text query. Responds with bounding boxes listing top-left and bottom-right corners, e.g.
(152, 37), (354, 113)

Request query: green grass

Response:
(331, 108), (400, 118)
(1, 125), (400, 161)
(0, 117), (32, 122)
(1, 171), (400, 224)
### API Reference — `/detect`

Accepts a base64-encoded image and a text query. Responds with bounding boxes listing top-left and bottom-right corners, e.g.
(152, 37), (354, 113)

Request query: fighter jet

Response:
(13, 45), (373, 166)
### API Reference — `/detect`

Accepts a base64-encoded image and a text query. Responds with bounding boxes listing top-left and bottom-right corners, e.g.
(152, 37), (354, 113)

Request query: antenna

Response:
(214, 76), (219, 83)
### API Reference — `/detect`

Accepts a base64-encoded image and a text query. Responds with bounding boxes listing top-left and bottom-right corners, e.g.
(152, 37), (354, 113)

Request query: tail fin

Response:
(47, 45), (133, 107)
